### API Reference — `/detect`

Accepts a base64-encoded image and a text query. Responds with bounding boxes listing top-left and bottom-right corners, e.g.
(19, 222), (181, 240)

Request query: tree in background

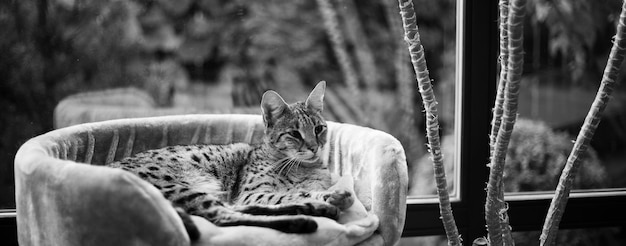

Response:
(0, 0), (458, 209)
(525, 0), (624, 85)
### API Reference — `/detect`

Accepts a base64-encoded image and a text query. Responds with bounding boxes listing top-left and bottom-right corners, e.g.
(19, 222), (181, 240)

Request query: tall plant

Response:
(399, 0), (626, 245)
(485, 0), (526, 245)
(539, 1), (626, 245)
(494, 0), (515, 244)
(396, 0), (461, 245)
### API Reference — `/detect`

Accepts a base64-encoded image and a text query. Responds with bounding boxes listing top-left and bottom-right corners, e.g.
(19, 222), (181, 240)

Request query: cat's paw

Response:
(303, 202), (339, 219)
(175, 207), (201, 241)
(325, 189), (354, 211)
(275, 216), (318, 233)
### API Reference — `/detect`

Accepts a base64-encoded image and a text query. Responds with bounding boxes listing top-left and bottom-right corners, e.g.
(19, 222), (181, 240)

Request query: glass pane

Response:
(502, 0), (626, 193)
(404, 0), (459, 199)
(513, 227), (626, 245)
(399, 235), (447, 246)
(0, 0), (457, 208)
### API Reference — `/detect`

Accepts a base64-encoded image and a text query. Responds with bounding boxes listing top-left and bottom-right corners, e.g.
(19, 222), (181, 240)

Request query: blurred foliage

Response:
(0, 0), (147, 207)
(525, 0), (625, 85)
(411, 118), (608, 196)
(0, 0), (456, 208)
(504, 119), (606, 191)
(410, 118), (615, 245)
(1, 0), (624, 211)
(523, 0), (626, 162)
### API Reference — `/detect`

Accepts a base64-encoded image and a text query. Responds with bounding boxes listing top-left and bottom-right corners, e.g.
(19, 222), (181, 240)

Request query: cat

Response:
(108, 81), (354, 240)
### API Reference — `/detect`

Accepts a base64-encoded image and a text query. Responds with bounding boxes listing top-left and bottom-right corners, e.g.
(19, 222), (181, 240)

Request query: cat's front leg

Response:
(240, 190), (353, 210)
(315, 189), (354, 211)
(174, 206), (201, 242)
(236, 191), (347, 219)
(233, 202), (339, 220)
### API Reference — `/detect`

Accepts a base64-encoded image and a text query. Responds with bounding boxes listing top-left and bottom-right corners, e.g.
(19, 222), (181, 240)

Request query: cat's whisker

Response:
(295, 159), (302, 173)
(288, 158), (297, 175)
(279, 157), (295, 176)
(277, 159), (289, 175)
(286, 158), (298, 175)
(271, 158), (287, 170)
(272, 157), (291, 174)
(279, 159), (290, 175)
(280, 160), (288, 175)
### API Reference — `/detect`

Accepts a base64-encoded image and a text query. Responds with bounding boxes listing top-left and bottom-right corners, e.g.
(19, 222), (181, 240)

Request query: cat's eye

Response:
(289, 130), (302, 139)
(315, 125), (326, 135)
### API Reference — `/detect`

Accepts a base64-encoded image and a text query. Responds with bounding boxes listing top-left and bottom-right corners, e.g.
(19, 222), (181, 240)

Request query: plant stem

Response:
(316, 0), (360, 97)
(485, 0), (526, 245)
(397, 0), (461, 245)
(539, 1), (626, 245)
(490, 0), (509, 157)
(498, 1), (515, 245)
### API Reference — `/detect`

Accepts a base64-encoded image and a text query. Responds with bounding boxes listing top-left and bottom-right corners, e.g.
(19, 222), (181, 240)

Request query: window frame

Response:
(402, 0), (626, 241)
(0, 210), (17, 245)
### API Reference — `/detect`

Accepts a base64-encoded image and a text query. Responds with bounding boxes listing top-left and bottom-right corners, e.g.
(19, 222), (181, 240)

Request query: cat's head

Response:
(260, 81), (328, 169)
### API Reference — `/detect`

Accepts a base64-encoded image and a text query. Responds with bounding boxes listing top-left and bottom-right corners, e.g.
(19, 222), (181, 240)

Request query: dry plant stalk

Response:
(485, 0), (526, 245)
(490, 4), (511, 242)
(497, 2), (515, 245)
(316, 0), (360, 97)
(396, 0), (461, 245)
(490, 0), (510, 157)
(539, 1), (626, 245)
(339, 0), (380, 89)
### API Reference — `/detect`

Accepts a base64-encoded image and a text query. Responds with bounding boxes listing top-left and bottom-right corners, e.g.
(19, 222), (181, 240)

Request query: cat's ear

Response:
(305, 81), (326, 112)
(261, 90), (288, 127)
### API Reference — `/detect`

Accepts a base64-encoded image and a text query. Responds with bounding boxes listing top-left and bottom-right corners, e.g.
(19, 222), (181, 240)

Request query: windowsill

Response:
(0, 210), (16, 218)
(505, 188), (626, 201)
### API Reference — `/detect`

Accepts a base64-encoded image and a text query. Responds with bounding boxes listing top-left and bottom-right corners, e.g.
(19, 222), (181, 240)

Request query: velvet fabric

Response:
(15, 114), (407, 246)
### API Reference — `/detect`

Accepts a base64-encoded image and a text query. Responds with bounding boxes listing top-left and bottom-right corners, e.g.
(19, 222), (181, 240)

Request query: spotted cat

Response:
(109, 81), (354, 240)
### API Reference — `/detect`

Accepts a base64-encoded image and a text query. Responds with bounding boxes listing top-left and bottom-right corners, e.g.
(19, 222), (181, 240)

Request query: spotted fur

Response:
(108, 82), (353, 239)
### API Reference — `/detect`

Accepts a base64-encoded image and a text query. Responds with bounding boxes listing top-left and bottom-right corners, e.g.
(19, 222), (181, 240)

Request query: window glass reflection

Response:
(0, 0), (457, 208)
(507, 0), (626, 192)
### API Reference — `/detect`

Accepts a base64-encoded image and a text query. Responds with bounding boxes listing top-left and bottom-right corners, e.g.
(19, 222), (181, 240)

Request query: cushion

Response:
(15, 114), (407, 246)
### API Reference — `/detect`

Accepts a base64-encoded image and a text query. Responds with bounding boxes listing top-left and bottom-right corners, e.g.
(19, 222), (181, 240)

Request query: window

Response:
(2, 0), (626, 245)
(1, 0), (460, 243)
(0, 0), (459, 206)
(403, 0), (626, 244)
(402, 0), (459, 199)
(508, 0), (626, 193)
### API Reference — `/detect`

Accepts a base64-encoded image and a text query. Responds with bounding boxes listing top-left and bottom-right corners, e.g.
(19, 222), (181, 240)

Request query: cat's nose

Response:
(307, 146), (318, 153)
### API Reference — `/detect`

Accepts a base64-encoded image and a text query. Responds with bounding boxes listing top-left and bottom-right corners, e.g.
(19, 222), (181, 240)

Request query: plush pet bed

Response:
(15, 114), (407, 246)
